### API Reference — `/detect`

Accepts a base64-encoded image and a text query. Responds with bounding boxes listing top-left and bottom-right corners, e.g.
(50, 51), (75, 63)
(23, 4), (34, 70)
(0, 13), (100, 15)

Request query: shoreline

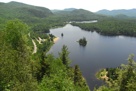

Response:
(53, 37), (59, 43)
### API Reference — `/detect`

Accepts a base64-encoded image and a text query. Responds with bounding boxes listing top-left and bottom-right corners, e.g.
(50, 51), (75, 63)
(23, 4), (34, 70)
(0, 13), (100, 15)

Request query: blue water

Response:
(48, 24), (136, 90)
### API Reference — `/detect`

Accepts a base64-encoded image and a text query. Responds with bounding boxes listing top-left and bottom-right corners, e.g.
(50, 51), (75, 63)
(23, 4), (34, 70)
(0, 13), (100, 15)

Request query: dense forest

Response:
(72, 19), (136, 37)
(1, 1), (136, 91)
(0, 20), (89, 91)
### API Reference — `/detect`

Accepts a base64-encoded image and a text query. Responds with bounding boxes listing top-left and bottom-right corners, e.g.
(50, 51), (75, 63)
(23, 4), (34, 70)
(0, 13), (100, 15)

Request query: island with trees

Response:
(78, 37), (87, 46)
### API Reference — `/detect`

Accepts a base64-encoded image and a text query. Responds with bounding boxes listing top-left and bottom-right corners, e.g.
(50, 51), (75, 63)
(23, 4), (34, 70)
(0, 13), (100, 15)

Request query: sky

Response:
(0, 0), (136, 12)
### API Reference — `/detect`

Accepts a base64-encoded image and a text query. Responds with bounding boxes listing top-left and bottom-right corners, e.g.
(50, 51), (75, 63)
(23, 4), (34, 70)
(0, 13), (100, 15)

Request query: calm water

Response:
(48, 24), (136, 90)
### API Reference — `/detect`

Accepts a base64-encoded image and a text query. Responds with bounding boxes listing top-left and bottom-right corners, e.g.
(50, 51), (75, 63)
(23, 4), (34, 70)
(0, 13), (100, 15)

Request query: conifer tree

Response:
(59, 45), (70, 68)
(74, 65), (83, 86)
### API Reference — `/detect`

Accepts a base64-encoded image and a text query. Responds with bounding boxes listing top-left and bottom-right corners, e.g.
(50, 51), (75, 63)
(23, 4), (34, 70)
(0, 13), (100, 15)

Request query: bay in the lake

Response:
(48, 24), (136, 90)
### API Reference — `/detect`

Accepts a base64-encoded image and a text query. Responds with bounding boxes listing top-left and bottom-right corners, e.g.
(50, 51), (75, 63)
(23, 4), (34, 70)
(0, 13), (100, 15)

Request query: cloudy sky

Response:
(0, 0), (136, 12)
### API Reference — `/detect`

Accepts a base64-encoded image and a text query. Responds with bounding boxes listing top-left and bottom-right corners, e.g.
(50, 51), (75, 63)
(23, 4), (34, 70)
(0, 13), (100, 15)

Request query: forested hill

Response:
(96, 9), (136, 18)
(0, 1), (53, 23)
(0, 1), (108, 30)
(63, 8), (76, 11)
(52, 9), (107, 21)
(0, 1), (106, 23)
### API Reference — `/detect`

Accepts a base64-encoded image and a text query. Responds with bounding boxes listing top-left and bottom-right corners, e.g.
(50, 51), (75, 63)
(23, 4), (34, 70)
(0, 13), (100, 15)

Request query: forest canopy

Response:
(0, 20), (89, 91)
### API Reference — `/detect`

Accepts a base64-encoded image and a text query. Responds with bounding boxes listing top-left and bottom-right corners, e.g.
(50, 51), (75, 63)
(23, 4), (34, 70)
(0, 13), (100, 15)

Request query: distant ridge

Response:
(52, 8), (107, 21)
(63, 8), (76, 11)
(51, 8), (76, 13)
(96, 9), (136, 17)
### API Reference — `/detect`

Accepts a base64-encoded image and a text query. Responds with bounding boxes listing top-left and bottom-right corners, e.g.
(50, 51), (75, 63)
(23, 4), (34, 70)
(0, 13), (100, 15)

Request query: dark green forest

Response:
(72, 19), (136, 37)
(1, 1), (136, 91)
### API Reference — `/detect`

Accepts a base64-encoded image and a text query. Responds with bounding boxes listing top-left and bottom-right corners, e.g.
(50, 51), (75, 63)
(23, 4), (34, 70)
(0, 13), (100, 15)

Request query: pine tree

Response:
(59, 45), (70, 68)
(74, 65), (85, 86)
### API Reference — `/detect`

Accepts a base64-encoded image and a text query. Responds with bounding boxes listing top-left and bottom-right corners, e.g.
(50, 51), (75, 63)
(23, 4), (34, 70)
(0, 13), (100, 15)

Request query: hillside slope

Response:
(53, 9), (107, 21)
(0, 1), (53, 23)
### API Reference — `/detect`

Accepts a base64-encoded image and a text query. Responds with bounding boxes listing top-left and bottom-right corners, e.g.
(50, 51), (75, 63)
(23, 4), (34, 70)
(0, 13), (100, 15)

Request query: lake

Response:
(48, 24), (136, 90)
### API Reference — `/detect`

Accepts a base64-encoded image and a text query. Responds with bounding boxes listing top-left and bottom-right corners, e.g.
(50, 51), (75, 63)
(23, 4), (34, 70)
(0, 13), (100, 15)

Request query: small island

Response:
(78, 37), (87, 46)
(61, 33), (64, 37)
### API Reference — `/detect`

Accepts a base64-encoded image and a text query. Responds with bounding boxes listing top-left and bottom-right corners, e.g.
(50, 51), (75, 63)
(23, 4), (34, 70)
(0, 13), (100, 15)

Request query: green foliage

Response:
(38, 55), (73, 91)
(106, 68), (118, 80)
(96, 54), (136, 91)
(74, 65), (88, 87)
(4, 19), (29, 50)
(0, 19), (89, 91)
(37, 45), (89, 91)
(0, 20), (37, 91)
(96, 69), (106, 80)
(59, 45), (70, 68)
(119, 54), (136, 91)
(38, 54), (89, 91)
(32, 24), (50, 33)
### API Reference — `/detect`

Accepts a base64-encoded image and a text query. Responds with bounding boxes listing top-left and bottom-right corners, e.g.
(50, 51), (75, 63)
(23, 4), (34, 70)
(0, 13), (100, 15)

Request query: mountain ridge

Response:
(96, 9), (136, 17)
(51, 8), (77, 13)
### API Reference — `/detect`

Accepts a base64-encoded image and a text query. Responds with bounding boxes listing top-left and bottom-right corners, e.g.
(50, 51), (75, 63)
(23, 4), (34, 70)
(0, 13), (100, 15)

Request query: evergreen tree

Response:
(36, 53), (51, 81)
(74, 65), (83, 86)
(74, 65), (88, 88)
(59, 45), (70, 68)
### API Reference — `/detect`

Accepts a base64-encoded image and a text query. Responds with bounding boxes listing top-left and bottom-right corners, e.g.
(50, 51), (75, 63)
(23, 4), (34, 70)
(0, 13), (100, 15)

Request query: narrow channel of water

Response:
(48, 24), (136, 90)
